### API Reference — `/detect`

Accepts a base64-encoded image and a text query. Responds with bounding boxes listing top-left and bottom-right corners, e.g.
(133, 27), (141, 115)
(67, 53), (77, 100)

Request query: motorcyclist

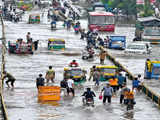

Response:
(69, 60), (79, 67)
(51, 20), (56, 29)
(88, 47), (94, 58)
(82, 88), (96, 104)
(73, 21), (81, 34)
(125, 89), (135, 105)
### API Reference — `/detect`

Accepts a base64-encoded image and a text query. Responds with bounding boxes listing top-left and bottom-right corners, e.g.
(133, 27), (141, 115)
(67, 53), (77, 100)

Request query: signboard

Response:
(150, 0), (156, 3)
(38, 86), (61, 101)
(136, 0), (144, 4)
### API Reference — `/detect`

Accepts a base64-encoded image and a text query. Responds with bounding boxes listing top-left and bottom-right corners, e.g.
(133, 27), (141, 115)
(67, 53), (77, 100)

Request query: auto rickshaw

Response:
(144, 60), (160, 79)
(28, 14), (40, 24)
(48, 38), (65, 50)
(64, 67), (86, 85)
(8, 40), (35, 54)
(96, 65), (118, 81)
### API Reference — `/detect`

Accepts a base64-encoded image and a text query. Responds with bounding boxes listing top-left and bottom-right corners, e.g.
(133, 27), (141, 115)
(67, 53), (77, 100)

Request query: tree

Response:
(110, 0), (137, 16)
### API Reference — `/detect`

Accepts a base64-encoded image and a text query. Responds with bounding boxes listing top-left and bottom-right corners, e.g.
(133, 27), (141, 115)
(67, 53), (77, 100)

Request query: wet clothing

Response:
(33, 40), (39, 51)
(36, 77), (45, 88)
(67, 79), (74, 88)
(99, 51), (107, 64)
(109, 78), (118, 93)
(67, 88), (75, 96)
(4, 73), (16, 87)
(132, 80), (140, 88)
(126, 91), (134, 99)
(117, 75), (126, 89)
(102, 86), (113, 96)
(60, 80), (68, 88)
(99, 52), (107, 60)
(120, 87), (129, 104)
(102, 86), (113, 103)
(103, 96), (111, 103)
(67, 79), (74, 96)
(88, 67), (96, 81)
(82, 90), (96, 100)
(45, 69), (55, 82)
(26, 34), (31, 43)
(93, 71), (100, 86)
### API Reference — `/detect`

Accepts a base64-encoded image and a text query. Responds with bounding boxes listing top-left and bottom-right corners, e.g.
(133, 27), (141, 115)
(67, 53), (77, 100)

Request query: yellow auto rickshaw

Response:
(64, 67), (86, 85)
(48, 38), (65, 50)
(96, 65), (118, 81)
(28, 14), (40, 24)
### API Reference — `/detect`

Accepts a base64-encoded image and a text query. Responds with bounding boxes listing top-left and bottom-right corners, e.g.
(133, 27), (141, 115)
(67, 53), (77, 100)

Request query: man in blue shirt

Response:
(132, 77), (140, 90)
(117, 73), (126, 90)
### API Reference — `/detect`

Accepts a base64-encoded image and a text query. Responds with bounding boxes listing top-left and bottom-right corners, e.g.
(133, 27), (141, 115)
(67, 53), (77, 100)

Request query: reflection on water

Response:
(123, 111), (135, 120)
(38, 100), (60, 106)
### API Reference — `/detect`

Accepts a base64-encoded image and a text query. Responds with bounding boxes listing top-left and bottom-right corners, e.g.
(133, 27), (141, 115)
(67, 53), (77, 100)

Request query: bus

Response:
(88, 11), (115, 32)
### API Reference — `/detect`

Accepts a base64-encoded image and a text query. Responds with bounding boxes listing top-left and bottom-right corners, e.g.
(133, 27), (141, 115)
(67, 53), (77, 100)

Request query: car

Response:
(142, 28), (160, 44)
(124, 42), (152, 54)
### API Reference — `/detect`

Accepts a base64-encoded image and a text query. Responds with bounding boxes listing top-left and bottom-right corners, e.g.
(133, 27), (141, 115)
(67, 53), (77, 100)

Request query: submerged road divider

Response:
(0, 15), (9, 120)
(106, 51), (160, 108)
(106, 52), (135, 80)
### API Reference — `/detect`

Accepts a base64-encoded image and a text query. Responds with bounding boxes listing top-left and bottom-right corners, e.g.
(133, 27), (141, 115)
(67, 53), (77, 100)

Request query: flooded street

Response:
(2, 8), (160, 120)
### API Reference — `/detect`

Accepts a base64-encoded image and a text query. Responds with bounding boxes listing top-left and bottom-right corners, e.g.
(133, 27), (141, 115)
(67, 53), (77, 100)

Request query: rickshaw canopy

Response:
(96, 65), (117, 69)
(48, 38), (65, 43)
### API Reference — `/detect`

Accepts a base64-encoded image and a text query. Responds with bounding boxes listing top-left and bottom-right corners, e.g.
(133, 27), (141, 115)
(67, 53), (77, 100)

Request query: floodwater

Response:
(1, 8), (160, 120)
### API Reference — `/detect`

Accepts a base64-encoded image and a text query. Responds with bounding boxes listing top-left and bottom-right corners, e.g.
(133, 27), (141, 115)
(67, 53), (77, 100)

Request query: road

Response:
(1, 8), (160, 120)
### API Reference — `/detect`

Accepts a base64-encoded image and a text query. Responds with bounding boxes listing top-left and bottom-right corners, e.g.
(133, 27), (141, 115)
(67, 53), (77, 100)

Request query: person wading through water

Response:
(45, 66), (55, 83)
(3, 71), (16, 88)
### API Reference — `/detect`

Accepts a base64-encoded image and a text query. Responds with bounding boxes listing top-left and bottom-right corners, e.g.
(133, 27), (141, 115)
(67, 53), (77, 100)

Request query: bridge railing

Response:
(106, 50), (160, 108)
(0, 15), (9, 120)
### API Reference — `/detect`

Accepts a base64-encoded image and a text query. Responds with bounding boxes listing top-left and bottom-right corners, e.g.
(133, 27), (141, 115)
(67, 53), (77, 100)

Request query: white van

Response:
(124, 42), (152, 54)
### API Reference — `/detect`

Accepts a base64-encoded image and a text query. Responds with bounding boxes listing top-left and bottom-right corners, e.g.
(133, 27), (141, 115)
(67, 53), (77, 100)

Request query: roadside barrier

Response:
(0, 15), (9, 120)
(106, 50), (160, 108)
(142, 84), (160, 108)
(106, 52), (135, 80)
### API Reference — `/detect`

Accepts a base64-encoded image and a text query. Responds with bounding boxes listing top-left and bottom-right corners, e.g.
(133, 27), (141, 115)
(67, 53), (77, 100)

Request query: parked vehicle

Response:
(124, 42), (152, 54)
(141, 28), (160, 44)
(108, 36), (126, 50)
(135, 16), (160, 43)
(48, 38), (65, 50)
(144, 60), (160, 79)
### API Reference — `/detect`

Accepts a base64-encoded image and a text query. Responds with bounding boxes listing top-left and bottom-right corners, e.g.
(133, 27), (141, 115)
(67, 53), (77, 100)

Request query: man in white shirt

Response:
(67, 77), (75, 96)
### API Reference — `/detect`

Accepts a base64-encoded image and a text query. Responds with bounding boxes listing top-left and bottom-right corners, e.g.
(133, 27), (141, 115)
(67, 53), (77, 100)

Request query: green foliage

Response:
(103, 0), (154, 16)
(108, 0), (137, 15)
(16, 1), (33, 10)
(139, 10), (154, 17)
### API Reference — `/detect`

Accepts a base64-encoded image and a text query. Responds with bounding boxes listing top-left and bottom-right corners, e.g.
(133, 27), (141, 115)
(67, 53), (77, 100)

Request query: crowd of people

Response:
(1, 0), (145, 111)
(1, 4), (23, 22)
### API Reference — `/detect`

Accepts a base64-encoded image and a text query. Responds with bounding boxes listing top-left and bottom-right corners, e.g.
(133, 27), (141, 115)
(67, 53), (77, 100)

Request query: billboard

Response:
(136, 0), (144, 5)
(150, 0), (156, 3)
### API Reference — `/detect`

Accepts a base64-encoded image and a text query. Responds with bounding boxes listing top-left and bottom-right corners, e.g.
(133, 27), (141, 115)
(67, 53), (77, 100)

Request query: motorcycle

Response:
(82, 97), (94, 107)
(126, 99), (135, 111)
(82, 50), (94, 60)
